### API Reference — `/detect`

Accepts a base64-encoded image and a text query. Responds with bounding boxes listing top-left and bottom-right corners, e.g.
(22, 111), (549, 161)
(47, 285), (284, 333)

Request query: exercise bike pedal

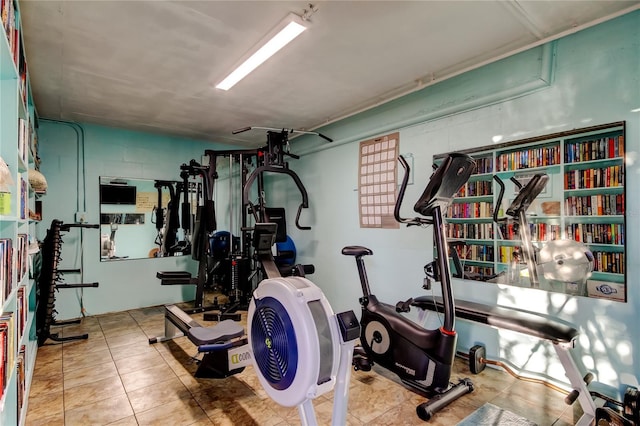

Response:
(395, 298), (414, 313)
(352, 346), (373, 372)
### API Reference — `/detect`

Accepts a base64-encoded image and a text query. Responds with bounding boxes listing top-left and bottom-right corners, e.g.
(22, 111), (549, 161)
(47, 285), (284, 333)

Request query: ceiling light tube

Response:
(216, 13), (307, 91)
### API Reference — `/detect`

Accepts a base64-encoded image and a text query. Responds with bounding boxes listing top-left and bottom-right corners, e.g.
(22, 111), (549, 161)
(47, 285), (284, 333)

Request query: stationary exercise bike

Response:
(342, 153), (476, 421)
(492, 173), (594, 290)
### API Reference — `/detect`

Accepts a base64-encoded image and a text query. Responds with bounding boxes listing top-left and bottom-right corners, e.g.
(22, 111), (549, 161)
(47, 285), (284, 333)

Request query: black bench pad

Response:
(412, 296), (578, 344)
(157, 271), (195, 285)
(157, 271), (192, 279)
(188, 320), (245, 346)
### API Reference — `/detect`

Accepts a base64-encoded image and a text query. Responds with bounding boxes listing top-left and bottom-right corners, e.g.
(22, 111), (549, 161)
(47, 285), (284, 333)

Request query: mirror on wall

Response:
(436, 122), (626, 301)
(99, 176), (179, 261)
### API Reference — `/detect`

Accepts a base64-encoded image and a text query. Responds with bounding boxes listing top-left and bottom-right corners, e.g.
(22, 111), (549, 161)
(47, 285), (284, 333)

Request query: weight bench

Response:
(412, 295), (596, 426)
(149, 304), (249, 378)
(157, 271), (197, 286)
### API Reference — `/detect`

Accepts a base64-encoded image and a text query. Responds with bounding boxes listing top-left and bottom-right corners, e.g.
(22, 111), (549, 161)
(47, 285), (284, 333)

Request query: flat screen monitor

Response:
(100, 184), (137, 205)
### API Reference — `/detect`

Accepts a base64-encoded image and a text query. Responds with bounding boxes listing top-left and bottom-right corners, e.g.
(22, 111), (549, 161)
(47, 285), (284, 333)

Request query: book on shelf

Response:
(0, 311), (15, 401)
(19, 175), (27, 219)
(16, 284), (26, 344)
(18, 118), (30, 165)
(0, 238), (13, 304)
(16, 233), (26, 284)
(16, 344), (25, 415)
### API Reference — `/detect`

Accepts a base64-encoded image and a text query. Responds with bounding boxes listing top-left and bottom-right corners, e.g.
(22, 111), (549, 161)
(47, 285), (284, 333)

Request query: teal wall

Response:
(283, 11), (639, 394)
(38, 11), (638, 396)
(37, 122), (237, 319)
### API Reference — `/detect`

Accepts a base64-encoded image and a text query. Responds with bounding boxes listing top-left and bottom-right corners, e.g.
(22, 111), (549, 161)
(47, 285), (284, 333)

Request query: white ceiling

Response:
(19, 1), (640, 147)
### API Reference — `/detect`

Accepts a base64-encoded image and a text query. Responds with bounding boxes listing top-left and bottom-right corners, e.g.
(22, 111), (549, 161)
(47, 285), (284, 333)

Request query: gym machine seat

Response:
(156, 270), (197, 285)
(412, 296), (578, 344)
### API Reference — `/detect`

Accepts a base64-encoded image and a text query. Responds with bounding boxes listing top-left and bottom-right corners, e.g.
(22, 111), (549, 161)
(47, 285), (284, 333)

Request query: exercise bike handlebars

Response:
(242, 165), (311, 230)
(493, 175), (505, 224)
(395, 155), (428, 226)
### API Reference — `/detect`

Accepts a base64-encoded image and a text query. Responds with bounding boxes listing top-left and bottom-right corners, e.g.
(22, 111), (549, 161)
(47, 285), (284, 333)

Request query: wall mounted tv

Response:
(100, 184), (137, 205)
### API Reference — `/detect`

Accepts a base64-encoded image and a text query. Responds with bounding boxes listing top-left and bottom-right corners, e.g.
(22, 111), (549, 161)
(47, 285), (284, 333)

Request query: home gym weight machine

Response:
(343, 153), (477, 421)
(202, 126), (331, 308)
(155, 126), (330, 314)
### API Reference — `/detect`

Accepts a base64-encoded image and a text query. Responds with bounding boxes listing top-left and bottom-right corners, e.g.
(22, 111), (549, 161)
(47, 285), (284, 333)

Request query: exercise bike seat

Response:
(188, 320), (245, 346)
(414, 153), (476, 216)
(342, 246), (373, 257)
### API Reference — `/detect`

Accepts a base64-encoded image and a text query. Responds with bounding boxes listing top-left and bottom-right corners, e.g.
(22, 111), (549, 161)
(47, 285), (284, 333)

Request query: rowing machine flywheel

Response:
(248, 276), (341, 407)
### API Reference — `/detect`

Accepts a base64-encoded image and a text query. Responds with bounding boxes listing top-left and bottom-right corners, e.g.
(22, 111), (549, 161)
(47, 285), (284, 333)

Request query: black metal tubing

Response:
(243, 165), (310, 230)
(432, 205), (455, 333)
(492, 175), (505, 223)
(395, 156), (428, 225)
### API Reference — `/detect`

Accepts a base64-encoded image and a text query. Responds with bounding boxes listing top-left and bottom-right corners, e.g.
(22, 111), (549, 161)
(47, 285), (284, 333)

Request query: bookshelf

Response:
(436, 122), (626, 301)
(0, 0), (39, 424)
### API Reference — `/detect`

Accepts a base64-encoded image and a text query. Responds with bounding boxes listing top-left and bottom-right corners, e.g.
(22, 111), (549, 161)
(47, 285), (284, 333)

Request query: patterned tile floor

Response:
(25, 302), (583, 425)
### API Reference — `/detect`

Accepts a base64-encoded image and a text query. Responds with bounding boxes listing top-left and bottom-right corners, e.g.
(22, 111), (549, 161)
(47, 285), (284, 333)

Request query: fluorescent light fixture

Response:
(216, 13), (307, 91)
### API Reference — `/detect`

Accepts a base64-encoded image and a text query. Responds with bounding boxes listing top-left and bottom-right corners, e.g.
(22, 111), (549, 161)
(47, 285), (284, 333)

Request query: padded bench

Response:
(149, 304), (247, 378)
(157, 271), (197, 285)
(163, 304), (244, 346)
(412, 295), (578, 344)
(412, 295), (595, 425)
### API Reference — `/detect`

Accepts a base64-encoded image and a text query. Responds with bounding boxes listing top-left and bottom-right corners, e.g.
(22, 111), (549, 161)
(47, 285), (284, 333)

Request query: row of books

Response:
(0, 235), (27, 304)
(564, 165), (623, 190)
(497, 245), (520, 263)
(455, 180), (492, 197)
(496, 145), (561, 172)
(566, 223), (624, 245)
(498, 223), (560, 242)
(564, 194), (624, 216)
(447, 202), (493, 219)
(565, 136), (624, 163)
(1, 0), (19, 67)
(473, 156), (493, 174)
(463, 266), (495, 279)
(529, 223), (560, 242)
(592, 251), (625, 274)
(446, 222), (494, 240)
(0, 312), (15, 401)
(452, 244), (495, 262)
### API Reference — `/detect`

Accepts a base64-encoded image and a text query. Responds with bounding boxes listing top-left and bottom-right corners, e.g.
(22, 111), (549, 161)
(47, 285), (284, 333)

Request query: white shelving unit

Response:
(1, 0), (39, 424)
(437, 122), (626, 300)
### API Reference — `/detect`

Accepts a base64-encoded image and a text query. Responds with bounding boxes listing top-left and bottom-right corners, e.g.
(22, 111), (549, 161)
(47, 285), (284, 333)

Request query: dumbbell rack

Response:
(36, 219), (99, 346)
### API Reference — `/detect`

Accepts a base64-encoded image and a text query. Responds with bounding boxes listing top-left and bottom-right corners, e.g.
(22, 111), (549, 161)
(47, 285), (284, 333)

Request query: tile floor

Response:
(25, 303), (583, 425)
